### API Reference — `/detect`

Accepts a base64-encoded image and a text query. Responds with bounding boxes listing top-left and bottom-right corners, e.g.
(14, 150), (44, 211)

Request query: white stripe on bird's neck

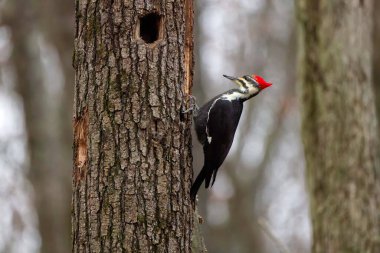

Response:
(221, 86), (259, 101)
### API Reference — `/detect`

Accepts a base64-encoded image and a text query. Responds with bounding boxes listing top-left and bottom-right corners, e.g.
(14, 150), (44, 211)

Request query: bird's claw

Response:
(181, 95), (199, 115)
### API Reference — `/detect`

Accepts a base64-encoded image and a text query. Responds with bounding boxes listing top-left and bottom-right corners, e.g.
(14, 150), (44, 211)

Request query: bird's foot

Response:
(181, 95), (199, 116)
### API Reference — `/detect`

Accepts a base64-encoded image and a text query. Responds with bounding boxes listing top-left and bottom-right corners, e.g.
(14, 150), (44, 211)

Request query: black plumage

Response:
(190, 74), (272, 201)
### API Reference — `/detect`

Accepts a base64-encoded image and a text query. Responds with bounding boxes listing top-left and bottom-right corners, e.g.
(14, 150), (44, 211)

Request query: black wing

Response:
(191, 99), (243, 200)
(193, 97), (216, 145)
(204, 99), (243, 186)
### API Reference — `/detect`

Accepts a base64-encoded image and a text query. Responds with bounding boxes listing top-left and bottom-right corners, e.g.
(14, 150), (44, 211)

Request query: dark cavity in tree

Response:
(139, 13), (161, 44)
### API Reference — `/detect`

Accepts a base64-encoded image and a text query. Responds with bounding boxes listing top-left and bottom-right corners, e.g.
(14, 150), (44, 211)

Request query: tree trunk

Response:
(72, 0), (197, 252)
(297, 1), (380, 252)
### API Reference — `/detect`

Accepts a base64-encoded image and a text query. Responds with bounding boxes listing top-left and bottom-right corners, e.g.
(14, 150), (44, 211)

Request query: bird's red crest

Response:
(253, 75), (272, 89)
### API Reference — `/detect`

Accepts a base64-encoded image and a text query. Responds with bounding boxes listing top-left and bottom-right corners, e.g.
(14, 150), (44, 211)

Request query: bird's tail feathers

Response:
(204, 170), (212, 188)
(211, 169), (219, 186)
(190, 166), (209, 202)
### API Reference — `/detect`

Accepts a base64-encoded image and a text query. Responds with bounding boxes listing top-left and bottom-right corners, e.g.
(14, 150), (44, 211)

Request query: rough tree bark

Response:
(72, 0), (201, 252)
(297, 1), (380, 252)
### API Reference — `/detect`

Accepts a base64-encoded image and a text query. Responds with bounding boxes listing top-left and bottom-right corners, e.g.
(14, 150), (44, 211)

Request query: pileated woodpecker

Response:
(190, 74), (272, 201)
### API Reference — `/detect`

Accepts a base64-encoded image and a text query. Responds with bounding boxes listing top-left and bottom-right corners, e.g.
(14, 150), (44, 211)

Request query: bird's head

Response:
(223, 74), (272, 95)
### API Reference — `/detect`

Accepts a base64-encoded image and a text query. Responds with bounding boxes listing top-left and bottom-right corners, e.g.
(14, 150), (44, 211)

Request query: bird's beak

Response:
(223, 74), (238, 81)
(223, 75), (241, 87)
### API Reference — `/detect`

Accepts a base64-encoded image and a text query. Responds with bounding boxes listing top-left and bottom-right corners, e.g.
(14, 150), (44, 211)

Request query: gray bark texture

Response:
(297, 1), (380, 252)
(72, 0), (200, 252)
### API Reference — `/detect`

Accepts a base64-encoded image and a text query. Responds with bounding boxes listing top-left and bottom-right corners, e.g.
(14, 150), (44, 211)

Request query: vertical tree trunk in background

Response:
(373, 0), (380, 127)
(297, 1), (380, 252)
(37, 0), (75, 171)
(36, 2), (75, 251)
(4, 0), (72, 252)
(37, 1), (75, 252)
(72, 0), (197, 252)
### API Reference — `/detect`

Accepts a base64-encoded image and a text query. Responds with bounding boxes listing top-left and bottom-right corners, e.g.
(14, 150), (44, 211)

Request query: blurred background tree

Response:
(0, 0), (378, 252)
(374, 0), (380, 124)
(1, 0), (73, 252)
(297, 0), (380, 252)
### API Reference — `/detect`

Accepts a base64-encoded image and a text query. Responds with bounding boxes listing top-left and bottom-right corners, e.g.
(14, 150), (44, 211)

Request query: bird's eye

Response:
(243, 76), (253, 83)
(243, 76), (257, 85)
